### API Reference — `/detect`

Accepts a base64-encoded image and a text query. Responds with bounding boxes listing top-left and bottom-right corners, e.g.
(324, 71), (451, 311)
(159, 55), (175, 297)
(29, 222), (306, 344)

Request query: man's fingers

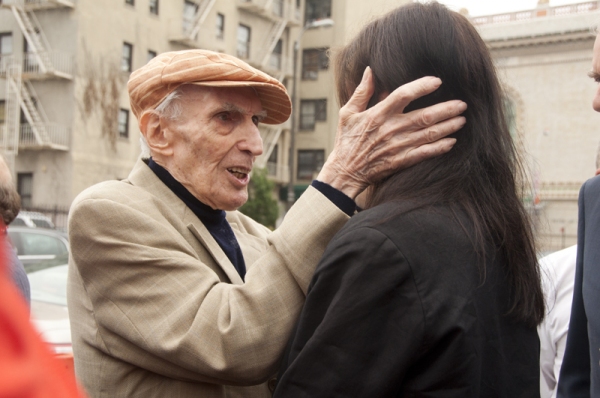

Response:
(399, 100), (467, 130)
(372, 76), (442, 116)
(342, 66), (375, 114)
(416, 115), (466, 144)
(390, 138), (457, 170)
(416, 100), (468, 129)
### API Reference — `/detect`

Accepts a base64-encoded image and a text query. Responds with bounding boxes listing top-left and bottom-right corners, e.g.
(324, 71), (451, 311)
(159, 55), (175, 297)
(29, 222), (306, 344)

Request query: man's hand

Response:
(317, 66), (467, 199)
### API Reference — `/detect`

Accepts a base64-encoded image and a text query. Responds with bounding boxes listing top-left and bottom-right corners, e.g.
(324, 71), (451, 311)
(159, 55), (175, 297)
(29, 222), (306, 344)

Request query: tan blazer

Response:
(67, 159), (349, 397)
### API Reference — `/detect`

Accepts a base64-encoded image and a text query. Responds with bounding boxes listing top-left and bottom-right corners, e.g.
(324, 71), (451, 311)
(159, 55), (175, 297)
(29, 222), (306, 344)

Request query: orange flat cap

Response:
(127, 49), (291, 125)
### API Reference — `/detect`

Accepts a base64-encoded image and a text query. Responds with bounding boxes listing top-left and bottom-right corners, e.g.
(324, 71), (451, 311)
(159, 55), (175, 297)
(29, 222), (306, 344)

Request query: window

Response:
(299, 99), (327, 130)
(305, 0), (331, 23)
(269, 39), (282, 70)
(147, 50), (157, 63)
(121, 42), (133, 72)
(216, 13), (225, 39)
(272, 0), (283, 17)
(18, 232), (68, 256)
(149, 0), (158, 14)
(183, 1), (199, 33)
(302, 48), (328, 80)
(22, 36), (41, 72)
(297, 150), (325, 180)
(237, 24), (251, 59)
(118, 109), (129, 138)
(267, 144), (278, 176)
(0, 100), (5, 125)
(0, 32), (12, 55)
(17, 173), (33, 208)
(125, 0), (134, 5)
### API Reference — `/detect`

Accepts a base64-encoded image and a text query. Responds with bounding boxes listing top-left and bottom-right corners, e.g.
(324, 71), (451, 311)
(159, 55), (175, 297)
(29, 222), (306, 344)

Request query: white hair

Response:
(138, 85), (199, 158)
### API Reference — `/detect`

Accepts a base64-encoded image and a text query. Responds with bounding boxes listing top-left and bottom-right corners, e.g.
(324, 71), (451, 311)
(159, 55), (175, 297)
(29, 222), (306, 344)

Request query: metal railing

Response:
(18, 123), (70, 148)
(472, 0), (600, 25)
(0, 123), (70, 149)
(22, 51), (74, 77)
(0, 0), (76, 8)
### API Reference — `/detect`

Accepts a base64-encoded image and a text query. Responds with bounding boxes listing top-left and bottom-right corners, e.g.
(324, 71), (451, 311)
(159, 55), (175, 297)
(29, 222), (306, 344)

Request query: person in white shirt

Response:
(539, 245), (577, 398)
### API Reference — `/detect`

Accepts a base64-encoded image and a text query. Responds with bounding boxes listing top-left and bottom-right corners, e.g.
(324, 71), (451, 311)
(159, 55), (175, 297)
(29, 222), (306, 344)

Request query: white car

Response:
(28, 264), (71, 354)
(11, 211), (56, 229)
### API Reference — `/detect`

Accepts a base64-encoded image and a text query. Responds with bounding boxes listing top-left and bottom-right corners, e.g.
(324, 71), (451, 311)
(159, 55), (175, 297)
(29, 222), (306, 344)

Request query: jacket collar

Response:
(126, 158), (244, 285)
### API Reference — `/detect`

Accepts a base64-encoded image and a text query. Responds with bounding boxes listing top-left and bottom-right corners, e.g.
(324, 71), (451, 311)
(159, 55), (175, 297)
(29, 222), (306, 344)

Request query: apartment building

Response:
(0, 0), (301, 218)
(475, 0), (600, 251)
(0, 0), (418, 220)
(292, 0), (410, 195)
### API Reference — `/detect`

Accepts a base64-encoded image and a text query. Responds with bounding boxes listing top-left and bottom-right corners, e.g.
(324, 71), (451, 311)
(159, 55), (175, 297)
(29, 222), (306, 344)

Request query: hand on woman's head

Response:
(316, 66), (466, 199)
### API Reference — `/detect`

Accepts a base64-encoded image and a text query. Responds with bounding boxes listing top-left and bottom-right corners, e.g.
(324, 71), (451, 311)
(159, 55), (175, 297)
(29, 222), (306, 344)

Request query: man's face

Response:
(164, 86), (265, 210)
(591, 34), (600, 112)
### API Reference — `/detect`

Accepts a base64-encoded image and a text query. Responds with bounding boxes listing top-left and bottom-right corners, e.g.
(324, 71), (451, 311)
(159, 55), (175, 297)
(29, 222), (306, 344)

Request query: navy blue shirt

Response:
(146, 158), (356, 280)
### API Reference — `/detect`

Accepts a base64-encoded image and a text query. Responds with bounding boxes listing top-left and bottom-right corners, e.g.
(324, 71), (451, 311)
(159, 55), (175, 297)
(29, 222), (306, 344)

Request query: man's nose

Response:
(240, 122), (264, 156)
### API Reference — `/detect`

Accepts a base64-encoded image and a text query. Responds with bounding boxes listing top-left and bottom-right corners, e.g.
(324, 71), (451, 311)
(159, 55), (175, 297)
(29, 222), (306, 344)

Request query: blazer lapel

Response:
(186, 215), (244, 285)
(128, 158), (244, 285)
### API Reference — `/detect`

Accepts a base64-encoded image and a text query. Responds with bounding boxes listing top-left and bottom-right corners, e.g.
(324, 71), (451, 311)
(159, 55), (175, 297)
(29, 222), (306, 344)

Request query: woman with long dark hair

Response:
(274, 2), (543, 397)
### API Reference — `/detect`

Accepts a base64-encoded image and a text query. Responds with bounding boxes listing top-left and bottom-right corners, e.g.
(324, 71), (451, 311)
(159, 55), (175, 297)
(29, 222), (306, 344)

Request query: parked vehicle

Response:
(11, 211), (56, 229)
(7, 226), (69, 273)
(28, 264), (71, 354)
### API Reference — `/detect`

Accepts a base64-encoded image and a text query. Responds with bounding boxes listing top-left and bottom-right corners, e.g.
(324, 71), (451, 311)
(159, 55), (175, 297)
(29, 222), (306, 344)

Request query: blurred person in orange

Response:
(0, 154), (29, 305)
(0, 226), (86, 397)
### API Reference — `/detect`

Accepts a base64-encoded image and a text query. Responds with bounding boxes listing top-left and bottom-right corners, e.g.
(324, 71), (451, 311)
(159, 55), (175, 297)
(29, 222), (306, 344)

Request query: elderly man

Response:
(67, 50), (466, 397)
(557, 33), (600, 398)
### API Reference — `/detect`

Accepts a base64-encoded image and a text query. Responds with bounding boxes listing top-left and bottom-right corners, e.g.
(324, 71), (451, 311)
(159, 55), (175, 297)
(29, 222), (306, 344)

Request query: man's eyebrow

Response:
(588, 71), (600, 80)
(222, 102), (268, 121)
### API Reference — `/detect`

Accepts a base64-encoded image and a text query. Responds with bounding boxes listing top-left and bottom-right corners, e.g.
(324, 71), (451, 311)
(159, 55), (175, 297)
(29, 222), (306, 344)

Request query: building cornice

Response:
(474, 2), (600, 49)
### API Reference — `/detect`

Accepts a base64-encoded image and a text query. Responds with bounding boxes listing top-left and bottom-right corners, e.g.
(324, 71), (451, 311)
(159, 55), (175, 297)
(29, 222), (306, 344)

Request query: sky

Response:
(433, 0), (587, 17)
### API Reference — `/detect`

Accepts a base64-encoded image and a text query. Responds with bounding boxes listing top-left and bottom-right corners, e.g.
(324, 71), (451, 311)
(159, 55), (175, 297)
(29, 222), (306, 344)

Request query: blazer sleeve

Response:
(557, 182), (591, 398)
(68, 186), (349, 385)
(273, 226), (424, 397)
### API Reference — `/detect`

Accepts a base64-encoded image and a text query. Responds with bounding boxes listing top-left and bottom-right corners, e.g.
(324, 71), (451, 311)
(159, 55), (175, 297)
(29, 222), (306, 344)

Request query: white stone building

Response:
(475, 0), (600, 251)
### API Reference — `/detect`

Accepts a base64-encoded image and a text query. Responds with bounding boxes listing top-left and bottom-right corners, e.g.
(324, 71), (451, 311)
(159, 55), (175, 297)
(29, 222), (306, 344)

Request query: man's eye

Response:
(252, 116), (260, 126)
(218, 113), (232, 121)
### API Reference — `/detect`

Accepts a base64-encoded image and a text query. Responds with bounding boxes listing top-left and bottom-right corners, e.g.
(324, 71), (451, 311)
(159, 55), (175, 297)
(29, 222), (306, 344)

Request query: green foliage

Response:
(239, 168), (279, 229)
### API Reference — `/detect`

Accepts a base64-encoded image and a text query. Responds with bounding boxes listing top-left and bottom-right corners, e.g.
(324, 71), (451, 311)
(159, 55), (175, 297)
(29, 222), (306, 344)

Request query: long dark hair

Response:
(334, 2), (544, 327)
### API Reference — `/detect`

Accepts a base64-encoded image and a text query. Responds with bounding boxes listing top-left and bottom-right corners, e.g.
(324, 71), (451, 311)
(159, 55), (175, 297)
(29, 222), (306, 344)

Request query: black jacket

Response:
(275, 202), (540, 397)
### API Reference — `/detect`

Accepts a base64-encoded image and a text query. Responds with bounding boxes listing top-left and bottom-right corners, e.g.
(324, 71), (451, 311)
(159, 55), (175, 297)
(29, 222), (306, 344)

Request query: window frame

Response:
(0, 32), (13, 55)
(118, 108), (130, 138)
(149, 0), (159, 14)
(301, 48), (328, 80)
(297, 149), (325, 180)
(147, 50), (157, 63)
(121, 42), (133, 72)
(17, 173), (33, 208)
(299, 99), (327, 130)
(216, 13), (225, 39)
(236, 24), (251, 59)
(0, 100), (5, 125)
(305, 0), (332, 23)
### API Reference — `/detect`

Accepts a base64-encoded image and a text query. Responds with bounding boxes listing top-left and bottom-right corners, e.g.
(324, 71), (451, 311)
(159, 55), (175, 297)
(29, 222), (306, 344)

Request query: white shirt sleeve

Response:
(537, 245), (577, 398)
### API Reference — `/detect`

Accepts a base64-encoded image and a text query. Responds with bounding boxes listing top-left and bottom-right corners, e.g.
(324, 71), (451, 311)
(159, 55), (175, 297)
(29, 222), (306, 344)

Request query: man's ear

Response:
(139, 110), (173, 158)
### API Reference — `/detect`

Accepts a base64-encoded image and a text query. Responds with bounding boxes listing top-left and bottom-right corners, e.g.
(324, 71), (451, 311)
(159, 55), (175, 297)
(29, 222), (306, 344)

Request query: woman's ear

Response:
(139, 111), (173, 158)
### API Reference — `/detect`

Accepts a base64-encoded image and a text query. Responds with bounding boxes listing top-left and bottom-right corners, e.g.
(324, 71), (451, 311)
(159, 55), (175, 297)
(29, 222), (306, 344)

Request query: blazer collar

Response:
(127, 158), (244, 285)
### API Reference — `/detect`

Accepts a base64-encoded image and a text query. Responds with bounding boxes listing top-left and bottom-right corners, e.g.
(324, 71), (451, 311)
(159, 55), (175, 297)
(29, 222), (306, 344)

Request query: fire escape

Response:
(0, 0), (74, 171)
(170, 0), (218, 47)
(237, 0), (299, 179)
